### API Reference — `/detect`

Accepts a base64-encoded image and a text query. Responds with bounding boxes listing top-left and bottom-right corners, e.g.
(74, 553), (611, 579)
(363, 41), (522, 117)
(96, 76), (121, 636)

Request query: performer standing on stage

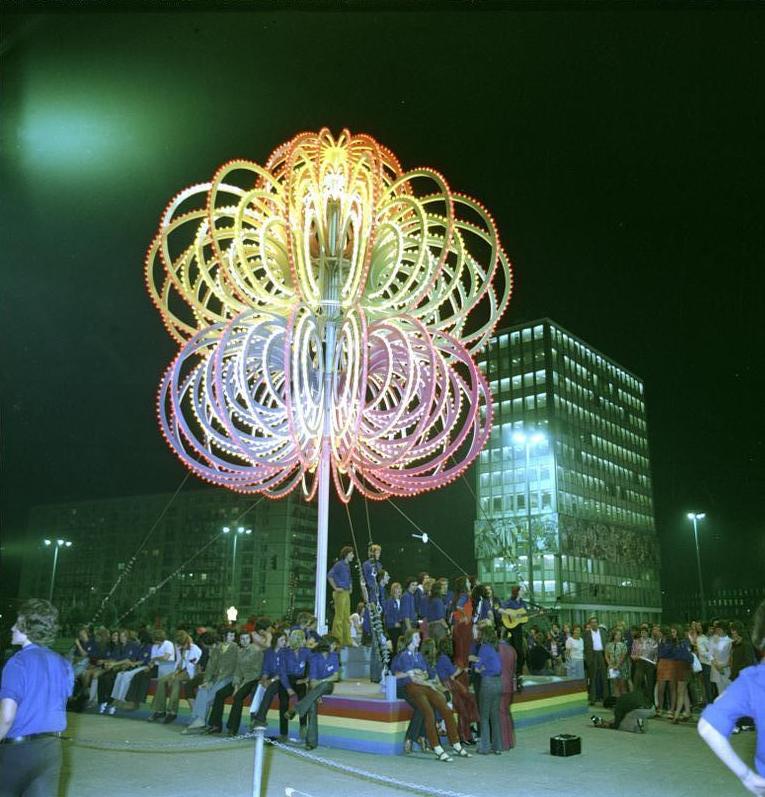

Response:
(0, 599), (74, 797)
(400, 578), (419, 632)
(327, 546), (355, 648)
(362, 544), (383, 603)
(501, 585), (528, 679)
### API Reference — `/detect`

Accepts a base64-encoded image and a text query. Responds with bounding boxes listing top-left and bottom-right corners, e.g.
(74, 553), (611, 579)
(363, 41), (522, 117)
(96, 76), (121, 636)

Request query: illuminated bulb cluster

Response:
(146, 128), (513, 501)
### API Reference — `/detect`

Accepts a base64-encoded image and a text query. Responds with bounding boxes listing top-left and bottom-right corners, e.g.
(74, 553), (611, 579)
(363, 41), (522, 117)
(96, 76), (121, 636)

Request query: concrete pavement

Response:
(57, 710), (756, 797)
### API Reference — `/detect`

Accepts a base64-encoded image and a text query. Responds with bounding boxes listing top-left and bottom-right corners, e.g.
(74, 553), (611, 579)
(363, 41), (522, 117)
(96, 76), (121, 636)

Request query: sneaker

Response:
(162, 713), (177, 724)
(106, 706), (117, 716)
(590, 715), (603, 727)
(98, 702), (108, 714)
(147, 712), (165, 722)
(637, 718), (645, 734)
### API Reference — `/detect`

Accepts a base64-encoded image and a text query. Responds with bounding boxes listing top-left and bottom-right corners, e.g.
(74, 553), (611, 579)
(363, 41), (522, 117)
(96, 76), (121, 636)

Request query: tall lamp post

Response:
(223, 526), (251, 606)
(687, 512), (707, 619)
(44, 538), (72, 602)
(513, 430), (546, 603)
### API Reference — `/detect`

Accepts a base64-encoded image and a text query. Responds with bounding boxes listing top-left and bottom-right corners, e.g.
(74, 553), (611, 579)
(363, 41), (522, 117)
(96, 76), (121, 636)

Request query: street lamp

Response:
(512, 430), (546, 602)
(223, 526), (252, 605)
(687, 512), (707, 619)
(43, 538), (72, 602)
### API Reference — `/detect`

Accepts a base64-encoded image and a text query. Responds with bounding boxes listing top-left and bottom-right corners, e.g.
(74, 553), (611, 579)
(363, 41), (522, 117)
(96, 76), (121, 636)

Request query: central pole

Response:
(313, 197), (342, 636)
(314, 441), (331, 634)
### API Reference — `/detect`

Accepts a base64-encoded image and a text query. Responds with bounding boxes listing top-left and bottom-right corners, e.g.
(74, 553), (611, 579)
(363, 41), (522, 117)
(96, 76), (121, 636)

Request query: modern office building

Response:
(475, 318), (661, 627)
(663, 584), (765, 625)
(20, 488), (317, 629)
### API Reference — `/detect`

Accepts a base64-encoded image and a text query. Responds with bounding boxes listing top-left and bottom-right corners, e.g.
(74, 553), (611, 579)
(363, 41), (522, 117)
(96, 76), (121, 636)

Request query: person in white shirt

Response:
(710, 622), (732, 697)
(584, 617), (608, 704)
(565, 624), (585, 679)
(147, 630), (198, 724)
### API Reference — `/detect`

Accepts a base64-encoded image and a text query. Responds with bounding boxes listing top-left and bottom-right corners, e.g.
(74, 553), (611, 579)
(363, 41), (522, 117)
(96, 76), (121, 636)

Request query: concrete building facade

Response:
(20, 488), (317, 629)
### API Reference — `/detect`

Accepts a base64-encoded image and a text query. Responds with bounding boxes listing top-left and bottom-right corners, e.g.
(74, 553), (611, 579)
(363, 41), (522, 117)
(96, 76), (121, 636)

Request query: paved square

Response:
(58, 710), (755, 796)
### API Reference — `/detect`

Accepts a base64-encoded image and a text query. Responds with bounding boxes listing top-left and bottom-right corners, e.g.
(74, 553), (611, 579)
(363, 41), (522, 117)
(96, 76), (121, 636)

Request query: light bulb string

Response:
(113, 497), (264, 625)
(384, 498), (468, 577)
(90, 472), (191, 625)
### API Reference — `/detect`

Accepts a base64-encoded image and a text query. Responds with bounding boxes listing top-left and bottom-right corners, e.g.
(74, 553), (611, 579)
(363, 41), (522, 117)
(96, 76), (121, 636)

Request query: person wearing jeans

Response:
(224, 623), (269, 736)
(250, 631), (290, 738)
(471, 625), (503, 755)
(285, 638), (340, 749)
(183, 630), (237, 734)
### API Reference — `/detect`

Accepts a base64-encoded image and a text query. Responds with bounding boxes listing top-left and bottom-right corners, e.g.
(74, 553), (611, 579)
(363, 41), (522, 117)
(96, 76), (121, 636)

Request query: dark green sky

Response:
(1, 5), (764, 597)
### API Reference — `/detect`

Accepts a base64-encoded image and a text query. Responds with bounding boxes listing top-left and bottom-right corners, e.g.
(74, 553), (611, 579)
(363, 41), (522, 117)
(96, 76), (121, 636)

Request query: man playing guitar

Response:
(500, 585), (529, 680)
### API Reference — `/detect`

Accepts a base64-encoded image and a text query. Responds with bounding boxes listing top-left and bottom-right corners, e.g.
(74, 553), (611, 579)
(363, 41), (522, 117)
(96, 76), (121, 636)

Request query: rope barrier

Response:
(66, 729), (479, 797)
(266, 738), (480, 797)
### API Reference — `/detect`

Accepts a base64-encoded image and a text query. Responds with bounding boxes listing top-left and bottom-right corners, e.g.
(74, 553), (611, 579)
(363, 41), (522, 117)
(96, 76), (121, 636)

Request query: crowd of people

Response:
(1, 565), (764, 796)
(62, 542), (764, 765)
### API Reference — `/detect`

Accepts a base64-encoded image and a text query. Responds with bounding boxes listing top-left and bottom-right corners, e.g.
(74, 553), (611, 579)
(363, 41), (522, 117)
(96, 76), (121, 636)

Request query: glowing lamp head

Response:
(146, 128), (513, 503)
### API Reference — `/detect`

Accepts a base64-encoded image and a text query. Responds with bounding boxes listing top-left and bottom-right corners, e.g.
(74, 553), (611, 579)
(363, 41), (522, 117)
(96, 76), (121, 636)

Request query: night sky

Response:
(1, 5), (764, 601)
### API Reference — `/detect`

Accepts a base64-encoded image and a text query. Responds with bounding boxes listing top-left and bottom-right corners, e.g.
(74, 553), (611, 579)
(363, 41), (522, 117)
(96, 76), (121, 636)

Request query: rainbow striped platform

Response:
(257, 676), (588, 755)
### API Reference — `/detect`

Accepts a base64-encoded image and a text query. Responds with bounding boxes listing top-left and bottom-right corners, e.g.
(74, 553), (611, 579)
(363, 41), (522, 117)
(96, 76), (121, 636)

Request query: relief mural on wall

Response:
(558, 514), (659, 569)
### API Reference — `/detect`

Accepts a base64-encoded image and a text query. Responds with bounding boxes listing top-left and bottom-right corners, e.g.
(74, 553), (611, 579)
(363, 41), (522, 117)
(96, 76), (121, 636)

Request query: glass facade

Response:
(20, 490), (317, 629)
(475, 319), (661, 627)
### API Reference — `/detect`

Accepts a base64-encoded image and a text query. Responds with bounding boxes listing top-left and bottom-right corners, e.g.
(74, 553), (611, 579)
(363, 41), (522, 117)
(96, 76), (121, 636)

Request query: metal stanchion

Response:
(251, 725), (266, 796)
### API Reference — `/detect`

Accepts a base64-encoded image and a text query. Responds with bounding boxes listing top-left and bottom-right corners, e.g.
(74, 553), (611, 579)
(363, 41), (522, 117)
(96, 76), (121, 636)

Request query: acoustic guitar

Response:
(500, 606), (546, 630)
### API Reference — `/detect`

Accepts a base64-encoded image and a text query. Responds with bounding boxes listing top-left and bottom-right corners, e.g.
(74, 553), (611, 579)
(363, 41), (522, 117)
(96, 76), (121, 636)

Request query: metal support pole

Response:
(315, 443), (331, 635)
(525, 442), (533, 602)
(232, 532), (239, 607)
(49, 544), (60, 603)
(691, 515), (706, 620)
(251, 725), (265, 797)
(314, 198), (340, 637)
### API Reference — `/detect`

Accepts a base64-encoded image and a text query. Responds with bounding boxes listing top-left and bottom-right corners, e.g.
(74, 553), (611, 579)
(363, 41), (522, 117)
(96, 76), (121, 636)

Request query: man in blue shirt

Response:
(399, 578), (419, 632)
(327, 546), (355, 648)
(285, 637), (340, 749)
(361, 544), (383, 605)
(0, 599), (74, 797)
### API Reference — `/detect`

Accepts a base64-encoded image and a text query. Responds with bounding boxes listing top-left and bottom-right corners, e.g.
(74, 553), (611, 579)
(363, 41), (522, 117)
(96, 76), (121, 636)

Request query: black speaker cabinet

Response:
(550, 733), (581, 756)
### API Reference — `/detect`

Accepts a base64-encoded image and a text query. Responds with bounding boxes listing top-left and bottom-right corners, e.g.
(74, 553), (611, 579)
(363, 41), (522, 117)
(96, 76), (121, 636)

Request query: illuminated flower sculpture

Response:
(147, 129), (512, 506)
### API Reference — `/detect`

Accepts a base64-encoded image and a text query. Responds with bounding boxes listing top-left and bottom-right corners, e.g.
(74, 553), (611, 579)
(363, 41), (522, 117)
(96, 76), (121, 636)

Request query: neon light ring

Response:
(146, 129), (513, 629)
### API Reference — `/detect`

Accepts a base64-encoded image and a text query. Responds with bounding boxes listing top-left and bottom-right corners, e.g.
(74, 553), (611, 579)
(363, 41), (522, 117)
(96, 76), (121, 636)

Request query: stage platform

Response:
(254, 675), (588, 755)
(104, 651), (587, 756)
